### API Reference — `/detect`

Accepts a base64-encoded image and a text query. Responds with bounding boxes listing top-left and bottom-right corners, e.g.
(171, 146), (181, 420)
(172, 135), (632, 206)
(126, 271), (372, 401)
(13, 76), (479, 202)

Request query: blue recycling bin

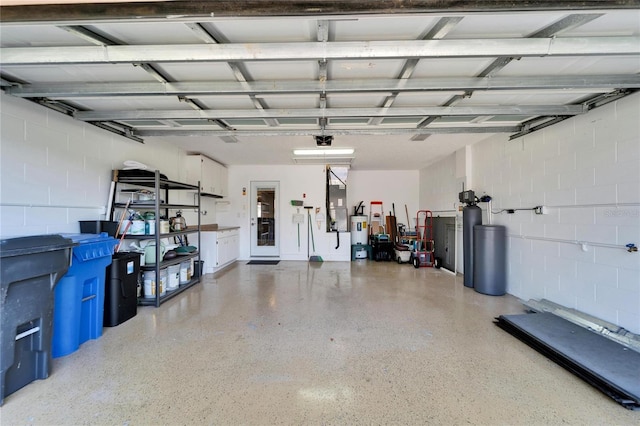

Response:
(52, 233), (116, 358)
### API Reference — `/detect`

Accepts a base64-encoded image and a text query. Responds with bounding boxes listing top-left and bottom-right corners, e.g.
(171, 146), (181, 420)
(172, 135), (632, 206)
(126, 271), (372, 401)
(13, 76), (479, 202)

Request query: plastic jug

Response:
(143, 240), (166, 265)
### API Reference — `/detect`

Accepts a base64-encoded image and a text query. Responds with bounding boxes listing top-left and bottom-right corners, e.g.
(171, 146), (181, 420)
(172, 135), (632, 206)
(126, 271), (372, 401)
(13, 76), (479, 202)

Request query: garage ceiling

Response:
(1, 1), (639, 170)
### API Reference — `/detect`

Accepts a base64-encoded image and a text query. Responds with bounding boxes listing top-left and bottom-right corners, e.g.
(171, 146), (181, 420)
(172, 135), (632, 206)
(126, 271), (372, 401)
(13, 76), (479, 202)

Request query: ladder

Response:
(369, 201), (384, 236)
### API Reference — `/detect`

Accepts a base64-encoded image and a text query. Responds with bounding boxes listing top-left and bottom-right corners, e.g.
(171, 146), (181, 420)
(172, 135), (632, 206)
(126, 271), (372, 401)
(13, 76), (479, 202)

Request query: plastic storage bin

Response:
(79, 220), (118, 237)
(104, 252), (141, 327)
(0, 234), (75, 405)
(52, 233), (116, 358)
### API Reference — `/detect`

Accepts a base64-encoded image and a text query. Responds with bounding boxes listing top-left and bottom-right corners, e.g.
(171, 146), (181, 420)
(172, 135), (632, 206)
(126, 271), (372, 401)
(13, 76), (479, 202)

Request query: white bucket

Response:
(129, 220), (145, 235)
(159, 268), (167, 296)
(143, 270), (156, 298)
(167, 264), (180, 290)
(160, 220), (170, 234)
(179, 261), (191, 284)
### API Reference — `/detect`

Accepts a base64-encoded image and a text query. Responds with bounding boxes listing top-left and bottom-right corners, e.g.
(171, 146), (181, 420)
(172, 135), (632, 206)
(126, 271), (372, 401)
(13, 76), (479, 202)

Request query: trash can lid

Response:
(0, 234), (76, 258)
(59, 232), (114, 243)
(59, 232), (117, 261)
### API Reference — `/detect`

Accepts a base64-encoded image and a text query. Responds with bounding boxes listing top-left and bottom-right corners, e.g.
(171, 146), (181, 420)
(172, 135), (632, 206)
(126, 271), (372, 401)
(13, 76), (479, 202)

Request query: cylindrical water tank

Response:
(350, 215), (368, 245)
(463, 205), (482, 288)
(473, 225), (507, 296)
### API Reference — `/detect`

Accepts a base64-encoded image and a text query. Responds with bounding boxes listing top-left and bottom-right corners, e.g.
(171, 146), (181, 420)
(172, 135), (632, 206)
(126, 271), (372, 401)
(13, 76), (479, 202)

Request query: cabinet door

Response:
(199, 232), (218, 271)
(219, 236), (229, 266)
(219, 165), (228, 197)
(185, 155), (203, 190)
(230, 234), (239, 260)
(187, 155), (226, 197)
(201, 156), (217, 194)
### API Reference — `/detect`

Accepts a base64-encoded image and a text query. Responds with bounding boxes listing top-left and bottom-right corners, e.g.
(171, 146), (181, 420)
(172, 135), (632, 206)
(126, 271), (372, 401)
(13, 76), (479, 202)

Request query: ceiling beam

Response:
(416, 12), (607, 128)
(57, 25), (120, 46)
(2, 37), (639, 65)
(508, 88), (636, 139)
(477, 13), (605, 79)
(6, 75), (637, 98)
(317, 19), (330, 111)
(529, 13), (605, 38)
(133, 126), (521, 137)
(184, 22), (279, 128)
(2, 1), (638, 24)
(56, 23), (234, 132)
(370, 16), (463, 126)
(75, 105), (584, 121)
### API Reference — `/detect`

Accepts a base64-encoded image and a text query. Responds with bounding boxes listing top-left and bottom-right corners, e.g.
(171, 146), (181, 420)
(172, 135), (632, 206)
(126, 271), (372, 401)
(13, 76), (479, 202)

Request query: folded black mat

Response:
(247, 260), (279, 265)
(496, 312), (640, 410)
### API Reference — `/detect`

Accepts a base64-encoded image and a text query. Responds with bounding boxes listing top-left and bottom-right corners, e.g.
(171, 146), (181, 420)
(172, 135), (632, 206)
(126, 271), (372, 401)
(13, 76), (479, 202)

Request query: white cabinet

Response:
(216, 228), (239, 268)
(200, 228), (239, 273)
(186, 154), (228, 198)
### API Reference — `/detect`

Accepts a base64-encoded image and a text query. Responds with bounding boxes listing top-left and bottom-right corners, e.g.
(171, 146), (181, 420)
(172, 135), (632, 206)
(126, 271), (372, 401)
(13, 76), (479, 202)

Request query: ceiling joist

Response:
(133, 126), (521, 137)
(5, 75), (638, 98)
(75, 105), (585, 121)
(2, 37), (639, 65)
(370, 16), (463, 126)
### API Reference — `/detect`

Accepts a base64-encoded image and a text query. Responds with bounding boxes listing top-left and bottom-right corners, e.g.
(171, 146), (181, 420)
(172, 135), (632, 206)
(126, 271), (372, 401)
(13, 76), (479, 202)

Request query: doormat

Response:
(247, 260), (280, 265)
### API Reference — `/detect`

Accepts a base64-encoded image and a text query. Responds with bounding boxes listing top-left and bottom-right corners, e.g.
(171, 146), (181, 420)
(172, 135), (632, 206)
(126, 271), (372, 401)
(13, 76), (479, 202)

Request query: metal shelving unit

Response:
(110, 170), (201, 307)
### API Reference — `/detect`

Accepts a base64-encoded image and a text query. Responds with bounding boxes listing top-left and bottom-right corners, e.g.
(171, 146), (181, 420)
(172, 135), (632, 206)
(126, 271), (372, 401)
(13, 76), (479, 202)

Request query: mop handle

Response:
(309, 211), (316, 251)
(307, 210), (310, 257)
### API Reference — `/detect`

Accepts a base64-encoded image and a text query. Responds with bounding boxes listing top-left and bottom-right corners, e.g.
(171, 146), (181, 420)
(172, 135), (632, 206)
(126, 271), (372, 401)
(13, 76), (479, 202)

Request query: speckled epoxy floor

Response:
(1, 261), (638, 424)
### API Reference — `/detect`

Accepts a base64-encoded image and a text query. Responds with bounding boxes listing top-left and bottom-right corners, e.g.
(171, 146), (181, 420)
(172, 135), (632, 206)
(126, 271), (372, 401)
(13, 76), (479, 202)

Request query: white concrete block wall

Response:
(419, 92), (640, 334)
(348, 170), (420, 226)
(0, 94), (192, 238)
(417, 153), (459, 214)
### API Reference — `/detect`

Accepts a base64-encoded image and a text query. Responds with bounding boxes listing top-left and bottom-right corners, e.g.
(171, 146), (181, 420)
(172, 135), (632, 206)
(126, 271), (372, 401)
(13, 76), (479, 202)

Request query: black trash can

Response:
(104, 252), (141, 327)
(0, 234), (75, 405)
(473, 225), (507, 296)
(193, 260), (204, 278)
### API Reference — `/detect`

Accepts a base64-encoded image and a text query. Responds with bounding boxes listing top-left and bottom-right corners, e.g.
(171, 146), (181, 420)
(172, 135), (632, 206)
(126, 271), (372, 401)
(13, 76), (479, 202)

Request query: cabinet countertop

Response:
(201, 225), (240, 232)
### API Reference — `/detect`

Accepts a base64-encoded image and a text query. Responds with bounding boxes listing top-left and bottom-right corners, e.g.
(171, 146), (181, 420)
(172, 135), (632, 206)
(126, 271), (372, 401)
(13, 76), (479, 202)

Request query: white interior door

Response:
(250, 181), (279, 257)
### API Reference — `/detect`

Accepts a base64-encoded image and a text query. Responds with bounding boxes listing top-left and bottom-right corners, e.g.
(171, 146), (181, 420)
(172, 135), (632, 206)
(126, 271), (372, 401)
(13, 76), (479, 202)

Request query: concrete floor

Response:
(1, 261), (638, 424)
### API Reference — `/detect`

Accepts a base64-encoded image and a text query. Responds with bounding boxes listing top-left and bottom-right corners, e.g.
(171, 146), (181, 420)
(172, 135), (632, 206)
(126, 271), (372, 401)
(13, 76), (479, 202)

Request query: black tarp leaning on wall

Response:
(496, 312), (640, 410)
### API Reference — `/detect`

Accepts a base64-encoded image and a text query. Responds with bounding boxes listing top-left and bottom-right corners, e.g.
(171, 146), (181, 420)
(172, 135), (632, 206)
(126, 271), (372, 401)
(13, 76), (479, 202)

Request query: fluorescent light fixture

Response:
(293, 148), (354, 156)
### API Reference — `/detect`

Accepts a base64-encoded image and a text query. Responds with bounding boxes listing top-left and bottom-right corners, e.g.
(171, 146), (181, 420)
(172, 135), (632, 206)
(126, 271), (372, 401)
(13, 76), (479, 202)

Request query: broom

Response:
(291, 200), (304, 251)
(306, 206), (323, 262)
